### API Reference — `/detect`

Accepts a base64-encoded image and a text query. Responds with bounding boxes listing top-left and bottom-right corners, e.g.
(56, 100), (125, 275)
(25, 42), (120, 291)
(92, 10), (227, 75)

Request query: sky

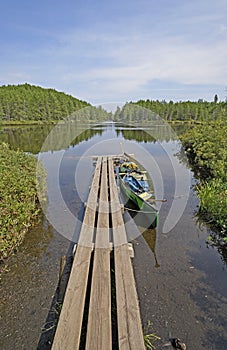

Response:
(0, 0), (227, 105)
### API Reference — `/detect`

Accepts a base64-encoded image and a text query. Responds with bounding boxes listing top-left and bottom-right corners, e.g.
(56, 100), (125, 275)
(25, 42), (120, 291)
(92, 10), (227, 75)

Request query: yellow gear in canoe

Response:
(123, 162), (137, 170)
(139, 192), (152, 200)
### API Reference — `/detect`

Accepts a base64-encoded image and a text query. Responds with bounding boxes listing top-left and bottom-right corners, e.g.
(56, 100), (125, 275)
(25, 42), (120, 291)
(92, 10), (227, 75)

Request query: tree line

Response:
(134, 98), (227, 122)
(113, 98), (227, 122)
(1, 84), (227, 123)
(0, 84), (111, 122)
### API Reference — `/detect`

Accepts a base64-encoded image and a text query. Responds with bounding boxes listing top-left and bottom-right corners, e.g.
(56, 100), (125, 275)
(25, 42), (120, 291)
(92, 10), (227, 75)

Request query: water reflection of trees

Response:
(217, 244), (227, 266)
(1, 125), (53, 153)
(0, 124), (104, 154)
(1, 121), (189, 154)
(116, 124), (179, 143)
(201, 219), (227, 266)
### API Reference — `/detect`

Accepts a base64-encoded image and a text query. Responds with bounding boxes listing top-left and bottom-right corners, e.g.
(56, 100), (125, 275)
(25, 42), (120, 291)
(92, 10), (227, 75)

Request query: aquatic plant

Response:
(144, 333), (161, 349)
(143, 321), (161, 349)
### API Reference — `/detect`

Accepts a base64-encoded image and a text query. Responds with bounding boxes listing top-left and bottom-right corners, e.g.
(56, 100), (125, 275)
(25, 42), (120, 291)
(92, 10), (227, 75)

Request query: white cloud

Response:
(1, 0), (226, 102)
(61, 31), (226, 91)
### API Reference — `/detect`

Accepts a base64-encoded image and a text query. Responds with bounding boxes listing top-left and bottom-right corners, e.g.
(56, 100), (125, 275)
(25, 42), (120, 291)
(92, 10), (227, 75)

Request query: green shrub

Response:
(0, 143), (45, 260)
(181, 121), (227, 232)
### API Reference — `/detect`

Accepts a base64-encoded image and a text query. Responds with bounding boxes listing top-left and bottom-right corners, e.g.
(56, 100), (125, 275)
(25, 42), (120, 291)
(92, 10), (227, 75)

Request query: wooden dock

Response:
(51, 156), (145, 350)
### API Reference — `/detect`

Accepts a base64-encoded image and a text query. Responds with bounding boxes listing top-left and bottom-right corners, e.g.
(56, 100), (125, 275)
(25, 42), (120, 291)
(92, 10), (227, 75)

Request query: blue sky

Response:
(0, 0), (227, 105)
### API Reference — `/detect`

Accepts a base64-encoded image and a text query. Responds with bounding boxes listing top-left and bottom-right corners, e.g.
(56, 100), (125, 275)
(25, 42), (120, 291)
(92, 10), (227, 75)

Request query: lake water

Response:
(1, 121), (227, 350)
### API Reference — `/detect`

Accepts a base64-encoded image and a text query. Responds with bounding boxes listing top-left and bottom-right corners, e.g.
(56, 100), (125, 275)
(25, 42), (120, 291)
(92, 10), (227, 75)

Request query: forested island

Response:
(0, 84), (226, 263)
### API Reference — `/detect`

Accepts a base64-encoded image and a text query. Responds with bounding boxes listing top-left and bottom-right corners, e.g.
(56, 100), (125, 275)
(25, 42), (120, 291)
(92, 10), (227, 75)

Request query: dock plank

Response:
(86, 157), (112, 350)
(108, 157), (145, 350)
(52, 157), (102, 350)
(114, 246), (145, 350)
(51, 246), (93, 350)
(85, 248), (111, 350)
(108, 157), (128, 246)
(78, 156), (102, 247)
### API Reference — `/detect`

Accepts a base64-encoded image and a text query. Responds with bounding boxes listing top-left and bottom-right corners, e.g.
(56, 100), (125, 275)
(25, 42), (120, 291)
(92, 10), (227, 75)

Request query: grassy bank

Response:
(181, 122), (227, 233)
(0, 143), (45, 262)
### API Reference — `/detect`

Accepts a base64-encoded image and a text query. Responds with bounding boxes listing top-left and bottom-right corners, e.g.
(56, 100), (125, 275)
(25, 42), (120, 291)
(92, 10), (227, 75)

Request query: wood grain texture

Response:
(52, 156), (145, 350)
(108, 157), (128, 246)
(78, 156), (102, 247)
(86, 156), (112, 349)
(51, 246), (93, 350)
(85, 248), (111, 350)
(52, 158), (102, 350)
(108, 157), (145, 350)
(114, 246), (145, 350)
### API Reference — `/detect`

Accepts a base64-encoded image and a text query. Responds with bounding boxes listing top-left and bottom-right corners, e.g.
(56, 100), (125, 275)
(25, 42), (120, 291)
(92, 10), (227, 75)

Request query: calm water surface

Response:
(0, 122), (226, 350)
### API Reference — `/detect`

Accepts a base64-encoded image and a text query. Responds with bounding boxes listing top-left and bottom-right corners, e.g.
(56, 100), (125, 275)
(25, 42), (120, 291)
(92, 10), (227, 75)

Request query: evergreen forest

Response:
(113, 98), (227, 123)
(0, 84), (111, 122)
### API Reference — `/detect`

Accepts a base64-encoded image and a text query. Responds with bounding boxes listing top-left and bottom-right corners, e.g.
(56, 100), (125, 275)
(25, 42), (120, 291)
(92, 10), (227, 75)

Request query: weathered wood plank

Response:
(114, 246), (145, 350)
(108, 157), (128, 246)
(108, 157), (145, 350)
(51, 246), (93, 350)
(95, 156), (110, 248)
(85, 248), (111, 350)
(86, 157), (111, 350)
(78, 156), (102, 247)
(52, 157), (102, 350)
